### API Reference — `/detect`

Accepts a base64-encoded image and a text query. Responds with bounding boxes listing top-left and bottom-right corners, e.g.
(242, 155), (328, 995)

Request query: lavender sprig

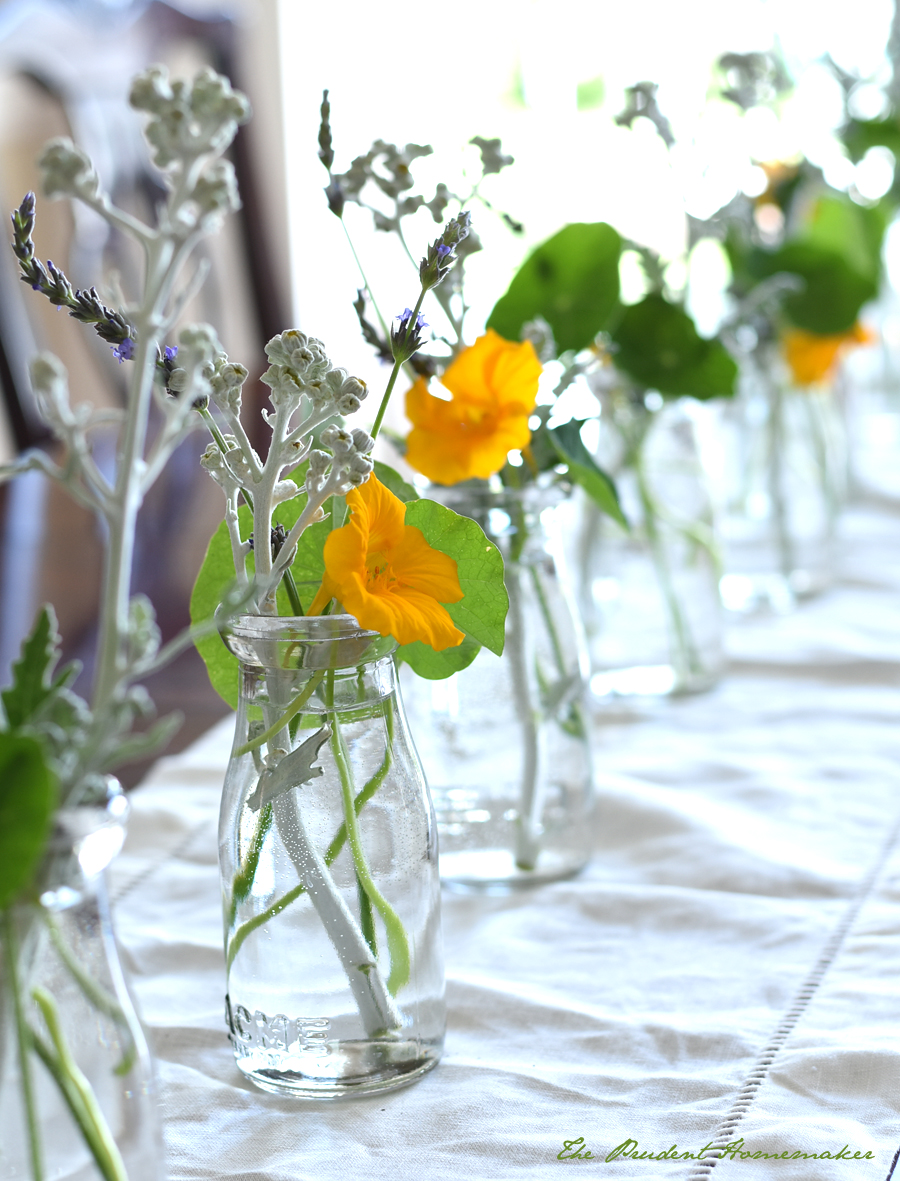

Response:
(11, 192), (177, 382)
(418, 211), (471, 291)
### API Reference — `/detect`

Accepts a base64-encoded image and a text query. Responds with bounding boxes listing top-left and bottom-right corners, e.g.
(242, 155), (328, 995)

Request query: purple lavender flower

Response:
(112, 337), (135, 363)
(396, 308), (427, 331)
(436, 243), (451, 259)
(391, 306), (428, 364)
(165, 345), (178, 361)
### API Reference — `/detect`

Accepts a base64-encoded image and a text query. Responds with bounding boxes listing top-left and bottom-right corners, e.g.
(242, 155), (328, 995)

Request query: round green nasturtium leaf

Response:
(610, 293), (738, 399)
(373, 461), (419, 503)
(487, 222), (622, 353)
(404, 498), (508, 657)
(746, 242), (877, 335)
(395, 633), (482, 680)
(0, 733), (57, 909)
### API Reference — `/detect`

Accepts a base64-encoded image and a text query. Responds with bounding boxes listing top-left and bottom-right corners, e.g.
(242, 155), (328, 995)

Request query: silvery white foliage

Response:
(309, 369), (368, 416)
(188, 159), (242, 230)
(271, 479), (300, 505)
(129, 65), (251, 171)
(30, 353), (90, 433)
(126, 594), (161, 665)
(208, 356), (249, 416)
(200, 437), (256, 495)
(307, 425), (374, 494)
(261, 330), (369, 419)
(262, 330), (331, 407)
(167, 323), (222, 402)
(38, 138), (101, 202)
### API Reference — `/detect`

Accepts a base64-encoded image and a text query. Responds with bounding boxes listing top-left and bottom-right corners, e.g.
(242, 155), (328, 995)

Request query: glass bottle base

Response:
(438, 847), (589, 892)
(719, 569), (830, 614)
(234, 1039), (442, 1099)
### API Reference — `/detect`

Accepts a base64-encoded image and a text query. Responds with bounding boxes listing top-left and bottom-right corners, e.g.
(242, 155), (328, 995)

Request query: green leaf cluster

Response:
(841, 116), (900, 165)
(610, 294), (738, 398)
(486, 221), (737, 399)
(728, 193), (888, 334)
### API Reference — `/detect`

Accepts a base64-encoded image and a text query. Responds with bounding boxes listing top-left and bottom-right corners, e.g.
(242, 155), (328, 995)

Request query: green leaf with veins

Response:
(403, 498), (508, 656)
(0, 733), (57, 907)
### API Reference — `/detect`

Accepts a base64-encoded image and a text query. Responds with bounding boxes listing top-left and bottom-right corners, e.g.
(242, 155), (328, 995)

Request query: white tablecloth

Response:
(111, 502), (900, 1181)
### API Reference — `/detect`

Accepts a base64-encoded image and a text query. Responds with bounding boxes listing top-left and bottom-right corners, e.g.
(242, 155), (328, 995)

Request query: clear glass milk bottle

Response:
(0, 782), (164, 1181)
(219, 614), (445, 1098)
(400, 483), (595, 890)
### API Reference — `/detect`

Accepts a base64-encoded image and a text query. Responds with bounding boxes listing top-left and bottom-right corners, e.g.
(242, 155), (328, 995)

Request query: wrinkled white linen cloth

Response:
(111, 503), (900, 1181)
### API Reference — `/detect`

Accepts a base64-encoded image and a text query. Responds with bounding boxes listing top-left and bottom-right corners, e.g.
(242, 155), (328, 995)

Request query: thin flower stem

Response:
(232, 670), (325, 757)
(633, 443), (702, 683)
(41, 912), (136, 1076)
(29, 987), (128, 1181)
(507, 569), (542, 871)
(370, 285), (428, 442)
(528, 562), (587, 743)
(326, 674), (409, 995)
(225, 701), (395, 971)
(228, 801), (273, 924)
(769, 381), (792, 577)
(341, 219), (391, 341)
(3, 908), (43, 1181)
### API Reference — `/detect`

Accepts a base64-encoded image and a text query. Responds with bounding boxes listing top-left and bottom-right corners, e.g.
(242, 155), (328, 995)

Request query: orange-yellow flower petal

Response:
(405, 330), (541, 485)
(782, 323), (874, 387)
(318, 475), (464, 651)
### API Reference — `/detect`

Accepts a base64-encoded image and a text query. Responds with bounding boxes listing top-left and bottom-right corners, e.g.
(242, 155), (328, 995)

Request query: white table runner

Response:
(111, 502), (900, 1180)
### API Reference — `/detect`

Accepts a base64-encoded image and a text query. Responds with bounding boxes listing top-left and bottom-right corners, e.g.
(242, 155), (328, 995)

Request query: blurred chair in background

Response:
(0, 0), (288, 781)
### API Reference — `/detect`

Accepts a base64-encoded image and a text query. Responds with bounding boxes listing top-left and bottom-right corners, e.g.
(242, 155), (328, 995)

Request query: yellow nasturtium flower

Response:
(309, 475), (464, 651)
(404, 330), (541, 485)
(782, 322), (873, 387)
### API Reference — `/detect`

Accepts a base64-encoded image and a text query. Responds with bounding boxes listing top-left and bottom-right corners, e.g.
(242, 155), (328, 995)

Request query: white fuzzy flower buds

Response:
(260, 331), (368, 418)
(29, 351), (87, 436)
(208, 357), (249, 415)
(130, 65), (250, 171)
(313, 424), (374, 493)
(167, 323), (222, 404)
(190, 159), (241, 228)
(39, 138), (101, 202)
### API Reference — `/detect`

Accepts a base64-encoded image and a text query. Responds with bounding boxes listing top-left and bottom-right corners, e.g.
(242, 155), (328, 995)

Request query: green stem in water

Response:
(29, 986), (127, 1181)
(233, 670), (325, 757)
(228, 801), (273, 926)
(226, 701), (395, 971)
(528, 564), (587, 742)
(764, 364), (794, 581)
(326, 675), (409, 994)
(42, 913), (136, 1076)
(3, 908), (43, 1181)
(633, 443), (701, 683)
